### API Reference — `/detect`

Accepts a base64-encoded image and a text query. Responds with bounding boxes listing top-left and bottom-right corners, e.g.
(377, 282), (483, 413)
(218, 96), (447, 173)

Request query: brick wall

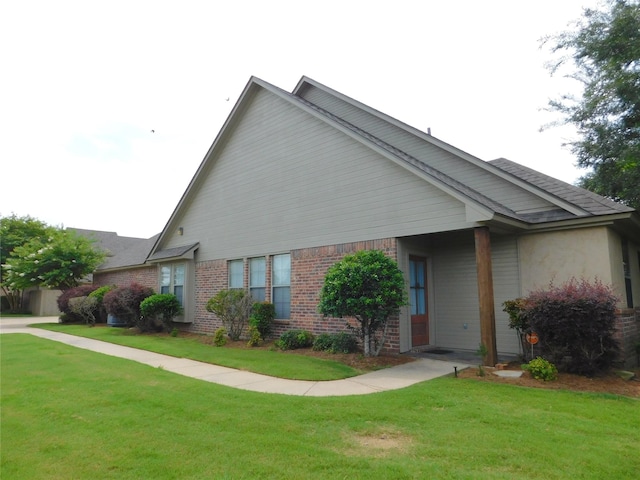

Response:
(191, 259), (227, 334)
(189, 238), (401, 352)
(93, 267), (157, 290)
(614, 307), (640, 368)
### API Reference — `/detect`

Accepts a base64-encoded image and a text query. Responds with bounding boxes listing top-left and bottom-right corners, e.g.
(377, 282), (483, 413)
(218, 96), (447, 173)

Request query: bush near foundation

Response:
(276, 330), (314, 350)
(103, 283), (155, 330)
(249, 302), (275, 339)
(57, 285), (99, 323)
(88, 285), (116, 323)
(140, 294), (182, 333)
(206, 289), (254, 341)
(506, 278), (619, 376)
(313, 332), (359, 354)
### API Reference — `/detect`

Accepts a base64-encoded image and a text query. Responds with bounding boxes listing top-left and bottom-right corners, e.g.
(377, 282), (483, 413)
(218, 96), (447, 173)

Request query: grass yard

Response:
(33, 323), (359, 381)
(2, 334), (638, 479)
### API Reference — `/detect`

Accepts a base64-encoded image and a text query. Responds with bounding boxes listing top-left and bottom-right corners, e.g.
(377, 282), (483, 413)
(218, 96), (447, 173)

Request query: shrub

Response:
(312, 333), (333, 352)
(249, 302), (275, 339)
(68, 296), (99, 326)
(103, 283), (155, 329)
(515, 278), (619, 375)
(140, 294), (182, 333)
(246, 325), (262, 347)
(502, 298), (531, 360)
(313, 332), (359, 354)
(57, 285), (99, 323)
(276, 329), (315, 350)
(213, 327), (227, 347)
(88, 285), (116, 323)
(206, 289), (254, 341)
(523, 357), (558, 381)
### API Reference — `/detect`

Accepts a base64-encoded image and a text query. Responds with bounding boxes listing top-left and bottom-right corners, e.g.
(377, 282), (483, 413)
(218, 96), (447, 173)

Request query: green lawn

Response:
(33, 323), (359, 380)
(2, 334), (638, 479)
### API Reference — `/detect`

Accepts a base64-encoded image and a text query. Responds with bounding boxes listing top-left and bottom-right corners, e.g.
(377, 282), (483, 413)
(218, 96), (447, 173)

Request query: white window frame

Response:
(160, 263), (186, 307)
(228, 259), (244, 290)
(271, 254), (291, 319)
(249, 257), (266, 301)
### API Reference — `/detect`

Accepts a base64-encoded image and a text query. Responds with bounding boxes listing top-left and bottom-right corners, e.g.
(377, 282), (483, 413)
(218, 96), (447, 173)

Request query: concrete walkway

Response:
(0, 316), (469, 396)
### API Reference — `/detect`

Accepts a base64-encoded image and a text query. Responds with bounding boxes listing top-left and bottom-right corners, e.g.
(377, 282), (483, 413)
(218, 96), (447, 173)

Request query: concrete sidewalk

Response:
(0, 316), (469, 396)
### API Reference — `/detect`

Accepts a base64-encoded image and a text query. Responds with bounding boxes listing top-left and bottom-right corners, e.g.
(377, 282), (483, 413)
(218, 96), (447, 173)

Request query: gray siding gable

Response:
(294, 78), (592, 219)
(154, 86), (482, 261)
(150, 75), (637, 260)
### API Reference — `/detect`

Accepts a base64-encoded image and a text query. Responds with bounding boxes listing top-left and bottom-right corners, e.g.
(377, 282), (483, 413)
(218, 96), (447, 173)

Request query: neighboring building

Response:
(19, 229), (158, 315)
(72, 228), (159, 287)
(93, 76), (640, 365)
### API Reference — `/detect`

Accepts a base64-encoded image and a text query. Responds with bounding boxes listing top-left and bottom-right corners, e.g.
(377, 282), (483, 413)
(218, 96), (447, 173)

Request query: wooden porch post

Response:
(474, 226), (498, 366)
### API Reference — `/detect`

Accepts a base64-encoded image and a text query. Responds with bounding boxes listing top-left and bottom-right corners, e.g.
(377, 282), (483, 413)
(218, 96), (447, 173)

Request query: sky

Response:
(1, 0), (602, 239)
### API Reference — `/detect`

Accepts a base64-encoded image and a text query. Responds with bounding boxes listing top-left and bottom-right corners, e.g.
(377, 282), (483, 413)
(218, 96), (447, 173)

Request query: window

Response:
(249, 257), (266, 301)
(160, 263), (185, 306)
(409, 257), (426, 316)
(272, 254), (290, 319)
(622, 240), (633, 308)
(228, 259), (244, 289)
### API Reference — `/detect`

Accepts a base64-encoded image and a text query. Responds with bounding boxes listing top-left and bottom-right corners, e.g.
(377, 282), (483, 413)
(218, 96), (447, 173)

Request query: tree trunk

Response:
(373, 321), (390, 357)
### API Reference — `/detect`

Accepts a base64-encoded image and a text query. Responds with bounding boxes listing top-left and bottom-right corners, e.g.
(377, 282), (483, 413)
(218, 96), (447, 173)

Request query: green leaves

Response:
(318, 250), (407, 356)
(3, 228), (105, 291)
(544, 0), (640, 208)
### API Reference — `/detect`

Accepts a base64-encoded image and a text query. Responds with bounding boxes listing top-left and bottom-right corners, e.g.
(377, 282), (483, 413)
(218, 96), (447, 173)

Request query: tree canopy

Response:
(544, 0), (640, 209)
(318, 250), (406, 357)
(1, 215), (105, 311)
(1, 215), (51, 311)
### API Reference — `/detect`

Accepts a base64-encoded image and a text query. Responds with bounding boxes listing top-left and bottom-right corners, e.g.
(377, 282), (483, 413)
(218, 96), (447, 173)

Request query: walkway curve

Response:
(1, 316), (469, 396)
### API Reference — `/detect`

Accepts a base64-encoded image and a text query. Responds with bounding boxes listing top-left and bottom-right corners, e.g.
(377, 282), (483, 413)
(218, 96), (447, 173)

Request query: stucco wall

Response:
(518, 226), (619, 297)
(27, 288), (62, 316)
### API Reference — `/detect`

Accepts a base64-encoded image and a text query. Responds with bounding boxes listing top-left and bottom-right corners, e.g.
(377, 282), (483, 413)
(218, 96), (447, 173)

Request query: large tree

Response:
(0, 215), (50, 311)
(2, 222), (105, 300)
(544, 0), (640, 209)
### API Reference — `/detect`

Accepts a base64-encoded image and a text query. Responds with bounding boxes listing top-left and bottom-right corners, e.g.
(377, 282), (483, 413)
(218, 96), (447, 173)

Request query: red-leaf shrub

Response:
(103, 283), (155, 328)
(57, 285), (99, 323)
(523, 278), (619, 376)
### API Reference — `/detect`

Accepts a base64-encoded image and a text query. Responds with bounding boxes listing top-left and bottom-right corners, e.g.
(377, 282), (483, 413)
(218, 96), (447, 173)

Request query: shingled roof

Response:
(71, 229), (159, 271)
(489, 158), (634, 217)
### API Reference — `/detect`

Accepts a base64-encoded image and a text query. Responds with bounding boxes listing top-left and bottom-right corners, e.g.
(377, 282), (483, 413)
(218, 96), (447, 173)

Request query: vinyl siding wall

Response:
(428, 232), (520, 354)
(299, 84), (557, 216)
(159, 88), (471, 261)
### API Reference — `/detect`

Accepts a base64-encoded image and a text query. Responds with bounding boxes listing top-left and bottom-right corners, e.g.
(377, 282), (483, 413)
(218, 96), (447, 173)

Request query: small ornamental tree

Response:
(206, 289), (254, 341)
(505, 278), (620, 375)
(318, 250), (407, 357)
(68, 296), (99, 326)
(140, 294), (182, 333)
(4, 228), (105, 291)
(1, 214), (50, 312)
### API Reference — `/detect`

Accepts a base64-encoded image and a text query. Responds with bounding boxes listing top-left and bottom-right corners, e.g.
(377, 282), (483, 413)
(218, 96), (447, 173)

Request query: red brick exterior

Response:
(189, 238), (401, 352)
(93, 267), (157, 290)
(614, 307), (640, 368)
